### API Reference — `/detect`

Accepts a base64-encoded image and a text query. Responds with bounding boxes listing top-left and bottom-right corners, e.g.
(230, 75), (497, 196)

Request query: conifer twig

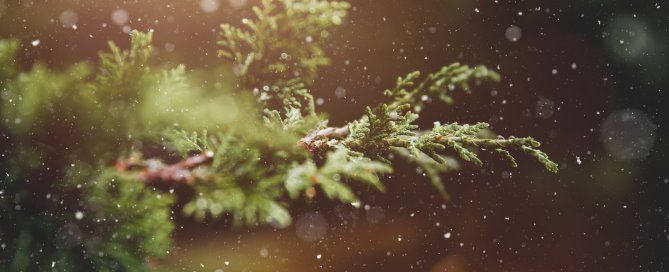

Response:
(298, 125), (349, 152)
(115, 151), (214, 184)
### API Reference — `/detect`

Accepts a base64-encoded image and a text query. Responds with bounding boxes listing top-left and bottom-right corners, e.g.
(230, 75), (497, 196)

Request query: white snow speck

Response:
(335, 86), (346, 98)
(59, 9), (78, 28)
(505, 25), (522, 42)
(111, 9), (130, 25)
(199, 0), (220, 13)
(229, 0), (249, 10)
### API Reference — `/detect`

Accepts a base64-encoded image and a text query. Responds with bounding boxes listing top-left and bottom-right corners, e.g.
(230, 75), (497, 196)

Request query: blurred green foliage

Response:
(0, 31), (242, 270)
(218, 0), (350, 87)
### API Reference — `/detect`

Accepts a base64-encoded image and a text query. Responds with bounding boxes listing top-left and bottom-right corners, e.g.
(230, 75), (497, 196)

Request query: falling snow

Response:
(0, 1), (666, 271)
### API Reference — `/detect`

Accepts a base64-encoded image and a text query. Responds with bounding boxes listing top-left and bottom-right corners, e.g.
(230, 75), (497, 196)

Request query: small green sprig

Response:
(96, 30), (153, 93)
(345, 104), (418, 160)
(255, 78), (316, 115)
(415, 122), (559, 173)
(285, 148), (392, 203)
(384, 63), (500, 111)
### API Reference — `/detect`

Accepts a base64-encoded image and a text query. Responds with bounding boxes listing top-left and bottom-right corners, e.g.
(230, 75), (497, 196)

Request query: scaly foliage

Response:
(384, 63), (501, 111)
(285, 148), (392, 203)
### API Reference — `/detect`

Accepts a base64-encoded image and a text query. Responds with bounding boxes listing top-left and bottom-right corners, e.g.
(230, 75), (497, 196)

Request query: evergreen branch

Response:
(0, 0), (561, 269)
(301, 108), (558, 175)
(299, 62), (501, 154)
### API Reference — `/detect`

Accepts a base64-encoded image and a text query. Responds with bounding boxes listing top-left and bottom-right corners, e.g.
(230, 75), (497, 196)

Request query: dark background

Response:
(1, 0), (667, 271)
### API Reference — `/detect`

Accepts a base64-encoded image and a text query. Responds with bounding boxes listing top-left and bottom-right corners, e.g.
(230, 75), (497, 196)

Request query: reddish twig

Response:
(115, 151), (214, 184)
(297, 125), (349, 152)
(117, 126), (349, 184)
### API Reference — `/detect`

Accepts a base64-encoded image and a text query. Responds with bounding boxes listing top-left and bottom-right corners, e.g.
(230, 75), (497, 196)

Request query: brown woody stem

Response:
(297, 125), (349, 152)
(115, 151), (214, 184)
